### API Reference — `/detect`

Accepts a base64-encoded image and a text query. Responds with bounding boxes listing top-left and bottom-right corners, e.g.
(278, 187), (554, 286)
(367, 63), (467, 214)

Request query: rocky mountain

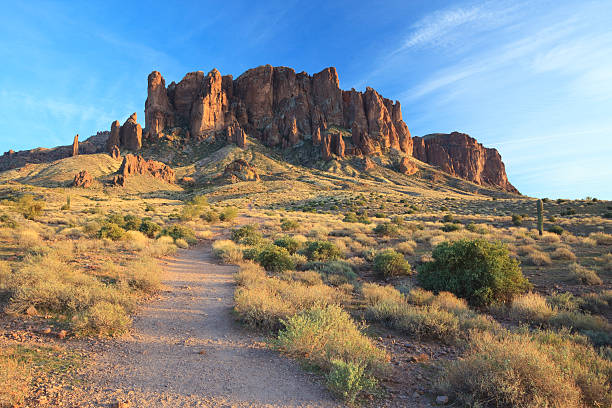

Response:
(413, 132), (518, 194)
(0, 65), (518, 193)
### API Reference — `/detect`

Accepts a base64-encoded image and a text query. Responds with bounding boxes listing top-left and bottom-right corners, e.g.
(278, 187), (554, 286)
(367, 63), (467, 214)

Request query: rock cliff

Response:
(412, 132), (518, 193)
(144, 65), (412, 157)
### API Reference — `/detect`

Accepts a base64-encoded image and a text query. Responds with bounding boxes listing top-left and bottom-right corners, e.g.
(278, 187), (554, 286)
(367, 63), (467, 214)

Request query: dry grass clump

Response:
(361, 282), (404, 305)
(596, 253), (612, 271)
(16, 228), (42, 248)
(234, 266), (346, 330)
(212, 239), (243, 264)
(122, 230), (148, 251)
(551, 246), (576, 260)
(125, 257), (162, 295)
(590, 232), (612, 245)
(527, 250), (552, 266)
(509, 292), (556, 323)
(395, 240), (417, 255)
(0, 347), (30, 407)
(539, 232), (561, 243)
(143, 235), (177, 257)
(438, 329), (612, 407)
(569, 262), (603, 285)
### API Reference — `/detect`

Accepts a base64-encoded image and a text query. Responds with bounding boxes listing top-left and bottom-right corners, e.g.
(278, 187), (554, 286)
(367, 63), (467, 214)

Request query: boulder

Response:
(223, 159), (259, 182)
(72, 135), (79, 156)
(73, 170), (93, 188)
(115, 154), (175, 185)
(398, 157), (418, 175)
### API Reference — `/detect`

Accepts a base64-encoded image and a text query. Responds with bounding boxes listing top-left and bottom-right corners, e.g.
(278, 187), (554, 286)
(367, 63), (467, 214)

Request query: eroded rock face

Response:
(72, 135), (79, 157)
(110, 145), (120, 160)
(223, 159), (259, 182)
(106, 120), (121, 152)
(73, 170), (93, 188)
(144, 65), (413, 157)
(412, 132), (518, 193)
(114, 154), (175, 185)
(119, 113), (142, 151)
(398, 157), (418, 175)
(225, 122), (246, 148)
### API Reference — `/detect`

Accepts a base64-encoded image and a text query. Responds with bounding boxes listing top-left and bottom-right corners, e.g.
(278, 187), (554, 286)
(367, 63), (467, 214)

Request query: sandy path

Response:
(74, 245), (340, 407)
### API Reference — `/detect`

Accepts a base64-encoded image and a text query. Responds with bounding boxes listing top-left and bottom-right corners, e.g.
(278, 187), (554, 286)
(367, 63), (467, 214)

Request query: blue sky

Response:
(1, 0), (611, 199)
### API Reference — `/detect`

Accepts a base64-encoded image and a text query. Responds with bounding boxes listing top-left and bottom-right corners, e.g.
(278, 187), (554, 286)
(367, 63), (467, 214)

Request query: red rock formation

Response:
(115, 154), (175, 185)
(110, 145), (120, 160)
(106, 120), (121, 152)
(73, 170), (93, 188)
(223, 159), (259, 182)
(321, 131), (345, 160)
(72, 135), (79, 157)
(398, 157), (417, 175)
(119, 113), (142, 151)
(144, 65), (413, 157)
(364, 157), (375, 171)
(412, 132), (518, 193)
(225, 122), (246, 148)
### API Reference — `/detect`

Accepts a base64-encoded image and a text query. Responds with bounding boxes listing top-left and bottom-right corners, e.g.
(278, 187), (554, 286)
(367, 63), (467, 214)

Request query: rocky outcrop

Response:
(398, 157), (418, 175)
(223, 159), (259, 182)
(106, 120), (121, 152)
(412, 132), (518, 193)
(321, 131), (345, 160)
(72, 135), (79, 157)
(113, 154), (175, 186)
(73, 170), (93, 188)
(119, 113), (142, 151)
(144, 65), (412, 157)
(225, 122), (246, 148)
(110, 145), (120, 160)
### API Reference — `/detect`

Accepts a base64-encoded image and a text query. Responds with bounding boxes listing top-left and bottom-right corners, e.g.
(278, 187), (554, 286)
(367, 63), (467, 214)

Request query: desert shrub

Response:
(256, 245), (295, 272)
(547, 225), (564, 235)
(174, 238), (188, 249)
(219, 207), (238, 222)
(511, 214), (523, 226)
(406, 287), (435, 305)
(277, 304), (388, 375)
(160, 225), (196, 244)
(590, 232), (612, 245)
(125, 258), (162, 294)
(180, 195), (208, 220)
(547, 291), (580, 311)
(527, 250), (552, 266)
(305, 261), (357, 283)
(98, 223), (125, 241)
(569, 263), (602, 285)
(273, 235), (303, 254)
(343, 212), (370, 224)
(552, 246), (576, 260)
(441, 223), (461, 232)
(231, 225), (262, 245)
(122, 230), (148, 251)
(361, 283), (404, 305)
(390, 215), (404, 225)
(326, 359), (377, 404)
(581, 291), (611, 314)
(0, 347), (30, 407)
(417, 239), (531, 306)
(374, 249), (411, 279)
(466, 222), (487, 234)
(509, 292), (556, 323)
(17, 229), (42, 248)
(123, 215), (142, 231)
(280, 219), (300, 231)
(395, 240), (416, 255)
(442, 214), (454, 223)
(212, 240), (243, 264)
(201, 209), (219, 223)
(15, 195), (44, 220)
(139, 219), (161, 238)
(144, 236), (177, 257)
(291, 270), (324, 286)
(75, 301), (132, 336)
(302, 240), (342, 261)
(373, 222), (399, 236)
(431, 291), (469, 314)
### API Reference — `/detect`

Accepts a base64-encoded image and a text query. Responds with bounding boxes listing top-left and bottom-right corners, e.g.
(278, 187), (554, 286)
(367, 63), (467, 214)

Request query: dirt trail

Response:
(74, 245), (340, 407)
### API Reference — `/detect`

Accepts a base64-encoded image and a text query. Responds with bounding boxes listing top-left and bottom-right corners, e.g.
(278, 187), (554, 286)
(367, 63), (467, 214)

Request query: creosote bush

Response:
(302, 240), (342, 261)
(231, 224), (262, 245)
(256, 245), (295, 272)
(418, 239), (531, 306)
(273, 235), (303, 254)
(373, 222), (399, 236)
(160, 225), (196, 245)
(374, 249), (411, 279)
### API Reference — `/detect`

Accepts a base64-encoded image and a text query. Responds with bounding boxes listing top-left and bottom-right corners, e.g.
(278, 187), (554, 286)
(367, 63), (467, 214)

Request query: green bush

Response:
(512, 214), (523, 226)
(302, 240), (342, 261)
(98, 223), (125, 241)
(441, 223), (461, 232)
(160, 225), (197, 244)
(417, 239), (531, 306)
(273, 236), (302, 254)
(256, 245), (295, 272)
(547, 225), (564, 235)
(305, 261), (357, 283)
(326, 359), (377, 404)
(373, 223), (399, 236)
(442, 214), (454, 223)
(139, 220), (161, 238)
(219, 207), (238, 222)
(231, 225), (262, 245)
(374, 249), (411, 279)
(123, 215), (142, 231)
(280, 219), (300, 231)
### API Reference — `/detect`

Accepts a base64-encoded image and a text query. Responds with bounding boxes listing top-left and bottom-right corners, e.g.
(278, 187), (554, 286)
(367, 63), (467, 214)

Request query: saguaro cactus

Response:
(537, 199), (543, 236)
